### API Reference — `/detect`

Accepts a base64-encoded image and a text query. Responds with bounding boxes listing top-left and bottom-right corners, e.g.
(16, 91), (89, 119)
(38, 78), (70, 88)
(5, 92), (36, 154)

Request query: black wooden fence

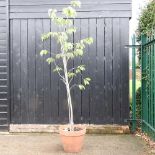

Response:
(0, 0), (131, 130)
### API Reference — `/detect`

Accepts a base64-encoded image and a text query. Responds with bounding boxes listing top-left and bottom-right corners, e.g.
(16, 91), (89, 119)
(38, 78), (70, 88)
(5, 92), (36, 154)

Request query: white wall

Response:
(129, 0), (148, 65)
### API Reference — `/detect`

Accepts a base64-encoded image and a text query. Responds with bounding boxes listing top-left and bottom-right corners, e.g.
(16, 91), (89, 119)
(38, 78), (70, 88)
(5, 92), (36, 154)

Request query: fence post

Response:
(141, 34), (146, 132)
(154, 31), (155, 136)
(132, 35), (136, 132)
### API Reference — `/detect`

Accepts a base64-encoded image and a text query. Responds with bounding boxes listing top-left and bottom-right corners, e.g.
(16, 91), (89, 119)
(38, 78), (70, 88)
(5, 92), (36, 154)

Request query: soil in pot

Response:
(59, 125), (86, 153)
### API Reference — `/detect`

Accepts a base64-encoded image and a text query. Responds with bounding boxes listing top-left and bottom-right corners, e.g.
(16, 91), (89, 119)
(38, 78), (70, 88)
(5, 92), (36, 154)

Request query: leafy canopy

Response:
(137, 0), (155, 40)
(40, 0), (93, 90)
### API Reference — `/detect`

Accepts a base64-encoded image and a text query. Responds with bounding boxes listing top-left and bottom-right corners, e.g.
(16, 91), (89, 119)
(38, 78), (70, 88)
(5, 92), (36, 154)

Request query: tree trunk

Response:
(63, 56), (74, 128)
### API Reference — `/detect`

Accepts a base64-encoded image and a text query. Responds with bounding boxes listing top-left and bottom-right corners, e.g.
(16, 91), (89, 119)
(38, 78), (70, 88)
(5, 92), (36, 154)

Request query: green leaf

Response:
(62, 7), (77, 18)
(68, 72), (76, 78)
(55, 18), (67, 26)
(78, 65), (85, 71)
(40, 50), (49, 56)
(53, 66), (62, 72)
(56, 53), (63, 59)
(66, 52), (74, 59)
(41, 33), (49, 41)
(63, 42), (73, 52)
(75, 65), (85, 73)
(83, 79), (89, 85)
(66, 27), (77, 34)
(76, 42), (85, 49)
(63, 19), (73, 26)
(78, 84), (85, 90)
(52, 17), (73, 27)
(71, 0), (81, 8)
(46, 57), (55, 64)
(48, 9), (57, 19)
(57, 33), (68, 43)
(83, 37), (93, 45)
(85, 77), (91, 81)
(75, 69), (81, 74)
(74, 49), (83, 56)
(83, 77), (91, 86)
(41, 32), (58, 41)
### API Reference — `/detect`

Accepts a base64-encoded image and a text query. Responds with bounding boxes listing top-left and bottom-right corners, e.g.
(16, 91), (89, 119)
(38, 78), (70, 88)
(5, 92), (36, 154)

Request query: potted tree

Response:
(40, 0), (93, 153)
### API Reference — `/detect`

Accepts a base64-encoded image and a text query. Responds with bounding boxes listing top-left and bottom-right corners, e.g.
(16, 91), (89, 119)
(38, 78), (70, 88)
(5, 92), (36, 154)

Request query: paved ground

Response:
(0, 133), (153, 155)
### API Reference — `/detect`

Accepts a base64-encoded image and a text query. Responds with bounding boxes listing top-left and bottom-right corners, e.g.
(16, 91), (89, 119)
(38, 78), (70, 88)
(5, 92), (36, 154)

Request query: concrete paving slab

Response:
(0, 134), (151, 155)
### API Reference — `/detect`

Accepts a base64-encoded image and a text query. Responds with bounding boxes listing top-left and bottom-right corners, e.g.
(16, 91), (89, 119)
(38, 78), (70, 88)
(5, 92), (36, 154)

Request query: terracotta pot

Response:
(59, 124), (86, 153)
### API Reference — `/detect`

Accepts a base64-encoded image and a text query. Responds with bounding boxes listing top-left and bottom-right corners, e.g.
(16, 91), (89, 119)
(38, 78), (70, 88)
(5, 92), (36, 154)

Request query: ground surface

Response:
(0, 133), (154, 155)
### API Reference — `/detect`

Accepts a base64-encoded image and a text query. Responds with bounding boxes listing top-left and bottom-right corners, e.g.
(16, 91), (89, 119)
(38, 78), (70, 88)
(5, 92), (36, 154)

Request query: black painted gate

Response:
(0, 0), (131, 129)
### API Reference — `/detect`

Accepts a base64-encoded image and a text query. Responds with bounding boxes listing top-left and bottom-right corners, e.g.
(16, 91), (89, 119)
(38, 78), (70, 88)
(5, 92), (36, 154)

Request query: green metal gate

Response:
(132, 31), (155, 140)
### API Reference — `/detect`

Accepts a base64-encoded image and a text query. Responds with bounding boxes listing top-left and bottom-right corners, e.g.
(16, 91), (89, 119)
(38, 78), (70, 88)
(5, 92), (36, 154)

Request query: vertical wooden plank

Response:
(6, 0), (10, 128)
(89, 18), (100, 124)
(20, 19), (28, 123)
(94, 18), (105, 124)
(73, 19), (82, 123)
(35, 19), (44, 123)
(120, 18), (129, 124)
(43, 19), (51, 123)
(50, 21), (59, 123)
(104, 18), (113, 123)
(113, 18), (121, 124)
(28, 19), (36, 123)
(12, 19), (21, 123)
(81, 19), (90, 123)
(10, 19), (14, 123)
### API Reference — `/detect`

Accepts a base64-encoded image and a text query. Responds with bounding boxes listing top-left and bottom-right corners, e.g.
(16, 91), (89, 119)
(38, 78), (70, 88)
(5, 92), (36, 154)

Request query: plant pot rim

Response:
(59, 124), (86, 137)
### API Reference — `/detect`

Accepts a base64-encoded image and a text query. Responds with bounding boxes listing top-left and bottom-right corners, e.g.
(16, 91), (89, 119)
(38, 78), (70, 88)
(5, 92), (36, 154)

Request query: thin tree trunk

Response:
(62, 56), (74, 128)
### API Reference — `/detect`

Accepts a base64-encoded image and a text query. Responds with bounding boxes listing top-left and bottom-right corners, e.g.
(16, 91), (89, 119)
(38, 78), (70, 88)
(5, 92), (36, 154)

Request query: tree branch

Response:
(51, 52), (57, 56)
(69, 77), (74, 84)
(53, 61), (66, 83)
(70, 84), (78, 90)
